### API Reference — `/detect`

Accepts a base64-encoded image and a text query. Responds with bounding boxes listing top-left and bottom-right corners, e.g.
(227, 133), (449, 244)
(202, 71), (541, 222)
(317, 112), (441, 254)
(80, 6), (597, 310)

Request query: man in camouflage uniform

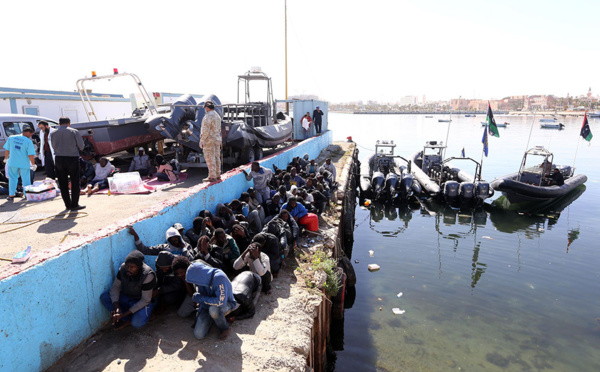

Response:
(199, 100), (222, 182)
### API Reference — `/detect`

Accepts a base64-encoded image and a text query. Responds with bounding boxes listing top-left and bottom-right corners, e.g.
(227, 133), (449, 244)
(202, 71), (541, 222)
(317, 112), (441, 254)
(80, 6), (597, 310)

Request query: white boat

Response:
(438, 119), (452, 123)
(539, 118), (557, 123)
(481, 121), (509, 127)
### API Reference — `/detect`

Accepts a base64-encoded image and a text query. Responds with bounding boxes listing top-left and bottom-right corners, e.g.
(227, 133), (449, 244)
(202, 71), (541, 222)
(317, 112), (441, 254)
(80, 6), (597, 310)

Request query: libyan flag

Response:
(581, 112), (593, 141)
(487, 103), (500, 138)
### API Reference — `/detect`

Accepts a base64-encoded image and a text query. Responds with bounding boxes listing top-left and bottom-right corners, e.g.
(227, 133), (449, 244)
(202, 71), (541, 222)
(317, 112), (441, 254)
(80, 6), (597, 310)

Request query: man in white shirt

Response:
(232, 242), (272, 293)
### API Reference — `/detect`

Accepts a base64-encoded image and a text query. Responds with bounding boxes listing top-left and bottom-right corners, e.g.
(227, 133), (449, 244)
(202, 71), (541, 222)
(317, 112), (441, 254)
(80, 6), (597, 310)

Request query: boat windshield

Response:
(518, 146), (554, 184)
(375, 141), (395, 156)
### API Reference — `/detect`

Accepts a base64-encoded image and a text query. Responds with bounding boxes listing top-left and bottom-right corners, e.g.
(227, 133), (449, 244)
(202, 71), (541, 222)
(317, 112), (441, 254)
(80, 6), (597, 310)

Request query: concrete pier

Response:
(0, 133), (363, 372)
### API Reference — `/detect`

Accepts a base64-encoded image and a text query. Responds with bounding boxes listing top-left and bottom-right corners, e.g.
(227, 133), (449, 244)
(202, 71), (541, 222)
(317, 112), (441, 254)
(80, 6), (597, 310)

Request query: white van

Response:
(0, 113), (59, 161)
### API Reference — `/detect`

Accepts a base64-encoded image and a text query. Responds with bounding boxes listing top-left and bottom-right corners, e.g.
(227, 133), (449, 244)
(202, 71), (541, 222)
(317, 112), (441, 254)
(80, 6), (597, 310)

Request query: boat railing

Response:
(76, 71), (157, 122)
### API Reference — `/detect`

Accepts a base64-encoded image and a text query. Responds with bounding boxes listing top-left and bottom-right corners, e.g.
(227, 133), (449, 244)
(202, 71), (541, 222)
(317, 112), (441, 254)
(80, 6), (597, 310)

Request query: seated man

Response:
(128, 147), (152, 177)
(252, 232), (282, 276)
(278, 209), (299, 252)
(154, 251), (186, 310)
(216, 203), (237, 231)
(281, 196), (319, 232)
(211, 228), (241, 274)
(173, 223), (191, 245)
(233, 242), (272, 293)
(185, 261), (238, 340)
(305, 159), (319, 175)
(129, 226), (194, 260)
(194, 235), (225, 270)
(86, 157), (115, 195)
(319, 158), (337, 183)
(185, 217), (214, 247)
(289, 167), (306, 188)
(242, 161), (274, 203)
(231, 224), (252, 253)
(241, 190), (265, 223)
(79, 157), (95, 188)
(100, 251), (156, 329)
(548, 168), (565, 186)
(230, 199), (262, 234)
(172, 256), (196, 318)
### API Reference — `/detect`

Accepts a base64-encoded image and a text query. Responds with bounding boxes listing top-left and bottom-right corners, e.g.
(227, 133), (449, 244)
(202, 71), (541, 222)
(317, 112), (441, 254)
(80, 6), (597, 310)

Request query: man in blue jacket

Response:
(186, 262), (238, 340)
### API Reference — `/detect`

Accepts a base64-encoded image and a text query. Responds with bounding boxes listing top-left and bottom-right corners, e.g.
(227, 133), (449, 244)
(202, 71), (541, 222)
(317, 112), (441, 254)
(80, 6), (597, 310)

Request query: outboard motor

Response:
(443, 180), (459, 204)
(384, 172), (398, 200)
(145, 94), (197, 138)
(372, 171), (385, 199)
(474, 181), (491, 201)
(459, 182), (475, 204)
(399, 169), (414, 200)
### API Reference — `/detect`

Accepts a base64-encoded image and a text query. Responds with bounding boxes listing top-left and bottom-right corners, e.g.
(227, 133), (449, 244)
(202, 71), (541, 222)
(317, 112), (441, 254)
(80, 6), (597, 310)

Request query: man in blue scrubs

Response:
(3, 126), (36, 200)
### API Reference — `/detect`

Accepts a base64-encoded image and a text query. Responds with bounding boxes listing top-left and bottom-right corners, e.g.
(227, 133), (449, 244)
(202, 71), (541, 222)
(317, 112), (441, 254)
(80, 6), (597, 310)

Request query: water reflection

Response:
(487, 184), (585, 237)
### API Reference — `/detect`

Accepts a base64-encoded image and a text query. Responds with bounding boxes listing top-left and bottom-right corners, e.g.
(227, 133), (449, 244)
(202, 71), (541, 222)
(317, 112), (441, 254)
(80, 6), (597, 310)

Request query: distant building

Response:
(400, 96), (418, 106)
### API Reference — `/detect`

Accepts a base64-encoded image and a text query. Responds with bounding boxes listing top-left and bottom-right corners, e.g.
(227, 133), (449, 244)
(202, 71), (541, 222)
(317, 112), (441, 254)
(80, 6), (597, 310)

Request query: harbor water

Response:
(329, 113), (600, 371)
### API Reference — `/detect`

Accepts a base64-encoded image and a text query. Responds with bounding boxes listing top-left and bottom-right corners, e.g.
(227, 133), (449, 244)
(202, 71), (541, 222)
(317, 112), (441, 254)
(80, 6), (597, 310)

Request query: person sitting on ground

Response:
(211, 228), (241, 274)
(281, 173), (292, 191)
(278, 209), (299, 251)
(153, 251), (186, 311)
(185, 217), (214, 247)
(171, 256), (197, 318)
(281, 196), (319, 232)
(79, 157), (95, 189)
(305, 159), (318, 175)
(252, 232), (282, 276)
(154, 154), (178, 182)
(86, 157), (115, 195)
(129, 226), (194, 260)
(242, 161), (273, 203)
(304, 186), (327, 215)
(275, 185), (292, 207)
(100, 251), (156, 329)
(264, 193), (281, 222)
(231, 223), (252, 253)
(185, 261), (238, 340)
(172, 222), (191, 245)
(289, 167), (306, 188)
(128, 147), (152, 177)
(193, 235), (225, 270)
(233, 242), (272, 293)
(299, 154), (310, 169)
(320, 158), (337, 183)
(547, 168), (565, 186)
(216, 203), (237, 231)
(241, 190), (265, 223)
(230, 199), (262, 234)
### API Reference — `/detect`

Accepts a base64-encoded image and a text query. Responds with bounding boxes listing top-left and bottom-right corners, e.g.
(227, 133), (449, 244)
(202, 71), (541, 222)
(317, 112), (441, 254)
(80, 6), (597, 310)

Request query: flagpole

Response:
(444, 108), (452, 159)
(572, 111), (585, 170)
(524, 110), (537, 152)
(479, 125), (486, 181)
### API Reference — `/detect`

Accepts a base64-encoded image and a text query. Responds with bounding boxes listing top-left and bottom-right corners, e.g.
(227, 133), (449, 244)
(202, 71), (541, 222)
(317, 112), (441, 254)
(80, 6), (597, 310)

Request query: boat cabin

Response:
(371, 140), (396, 174)
(419, 141), (446, 175)
(517, 146), (571, 185)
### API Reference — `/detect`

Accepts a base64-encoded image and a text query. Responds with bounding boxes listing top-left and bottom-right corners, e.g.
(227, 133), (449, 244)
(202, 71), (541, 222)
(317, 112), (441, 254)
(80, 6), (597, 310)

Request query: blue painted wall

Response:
(0, 131), (332, 372)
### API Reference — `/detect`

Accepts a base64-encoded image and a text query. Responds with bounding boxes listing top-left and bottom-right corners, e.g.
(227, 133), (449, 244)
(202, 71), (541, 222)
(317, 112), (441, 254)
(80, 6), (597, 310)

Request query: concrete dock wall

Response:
(0, 132), (332, 372)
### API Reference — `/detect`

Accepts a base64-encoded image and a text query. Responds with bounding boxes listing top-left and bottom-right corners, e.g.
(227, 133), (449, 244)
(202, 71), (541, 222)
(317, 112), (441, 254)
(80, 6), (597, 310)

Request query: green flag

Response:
(487, 103), (500, 138)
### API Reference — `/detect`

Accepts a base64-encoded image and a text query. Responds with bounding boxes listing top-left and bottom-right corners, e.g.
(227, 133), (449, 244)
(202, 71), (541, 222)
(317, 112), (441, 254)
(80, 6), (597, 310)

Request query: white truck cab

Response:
(0, 113), (59, 160)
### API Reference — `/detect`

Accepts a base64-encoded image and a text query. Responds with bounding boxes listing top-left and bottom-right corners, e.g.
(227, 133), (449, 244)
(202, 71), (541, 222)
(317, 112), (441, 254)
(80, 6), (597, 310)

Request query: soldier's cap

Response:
(204, 100), (215, 109)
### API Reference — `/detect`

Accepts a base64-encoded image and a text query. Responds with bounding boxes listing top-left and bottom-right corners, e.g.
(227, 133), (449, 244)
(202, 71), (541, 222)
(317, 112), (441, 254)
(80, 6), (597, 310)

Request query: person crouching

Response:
(99, 251), (156, 329)
(185, 262), (238, 340)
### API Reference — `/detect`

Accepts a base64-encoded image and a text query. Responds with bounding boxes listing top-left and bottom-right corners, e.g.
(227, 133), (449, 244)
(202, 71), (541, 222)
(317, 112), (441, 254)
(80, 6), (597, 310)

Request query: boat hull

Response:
(490, 173), (587, 204)
(72, 118), (164, 156)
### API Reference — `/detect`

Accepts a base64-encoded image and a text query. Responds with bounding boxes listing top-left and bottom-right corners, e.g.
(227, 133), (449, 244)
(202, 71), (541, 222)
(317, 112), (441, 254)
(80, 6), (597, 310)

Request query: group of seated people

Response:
(99, 155), (337, 341)
(74, 147), (179, 195)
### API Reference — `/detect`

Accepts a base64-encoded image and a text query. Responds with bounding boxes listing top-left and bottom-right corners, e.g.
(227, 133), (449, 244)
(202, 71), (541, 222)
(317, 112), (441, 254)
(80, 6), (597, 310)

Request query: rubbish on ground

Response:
(309, 239), (315, 244)
(355, 259), (359, 264)
(392, 308), (405, 315)
(364, 199), (371, 207)
(368, 264), (380, 272)
(368, 250), (374, 257)
(302, 244), (308, 248)
(379, 307), (383, 311)
(378, 298), (382, 301)
(12, 246), (32, 264)
(397, 292), (403, 298)
(482, 236), (493, 240)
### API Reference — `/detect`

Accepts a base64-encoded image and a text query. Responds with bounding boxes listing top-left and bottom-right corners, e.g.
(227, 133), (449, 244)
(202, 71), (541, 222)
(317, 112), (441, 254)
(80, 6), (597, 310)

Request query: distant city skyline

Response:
(3, 0), (599, 105)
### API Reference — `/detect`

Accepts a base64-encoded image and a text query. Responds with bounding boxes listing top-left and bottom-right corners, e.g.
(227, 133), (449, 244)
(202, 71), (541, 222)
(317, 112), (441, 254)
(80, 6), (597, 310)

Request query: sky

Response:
(3, 0), (599, 103)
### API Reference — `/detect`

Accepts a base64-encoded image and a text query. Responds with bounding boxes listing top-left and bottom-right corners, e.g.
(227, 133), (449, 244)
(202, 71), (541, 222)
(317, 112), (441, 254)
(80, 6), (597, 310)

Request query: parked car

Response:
(0, 113), (59, 162)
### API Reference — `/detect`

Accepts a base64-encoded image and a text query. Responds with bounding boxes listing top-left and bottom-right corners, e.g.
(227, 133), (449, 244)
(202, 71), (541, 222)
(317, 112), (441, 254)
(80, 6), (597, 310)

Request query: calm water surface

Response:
(328, 113), (600, 371)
